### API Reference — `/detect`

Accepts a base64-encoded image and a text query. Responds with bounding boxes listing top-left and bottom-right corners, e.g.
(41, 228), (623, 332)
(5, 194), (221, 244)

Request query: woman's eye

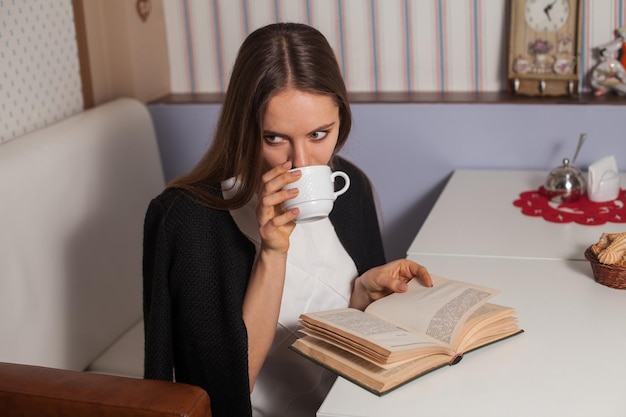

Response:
(310, 131), (328, 140)
(264, 135), (284, 144)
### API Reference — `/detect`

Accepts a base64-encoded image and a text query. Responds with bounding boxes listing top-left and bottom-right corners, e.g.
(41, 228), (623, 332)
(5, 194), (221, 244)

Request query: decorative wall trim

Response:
(72, 0), (95, 109)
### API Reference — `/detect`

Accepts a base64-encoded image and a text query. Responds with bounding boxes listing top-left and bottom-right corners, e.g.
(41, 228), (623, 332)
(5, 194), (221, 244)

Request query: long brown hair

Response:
(168, 22), (352, 210)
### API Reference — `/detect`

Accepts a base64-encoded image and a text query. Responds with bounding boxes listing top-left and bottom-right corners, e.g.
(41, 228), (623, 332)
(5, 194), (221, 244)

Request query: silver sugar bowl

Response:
(542, 158), (587, 203)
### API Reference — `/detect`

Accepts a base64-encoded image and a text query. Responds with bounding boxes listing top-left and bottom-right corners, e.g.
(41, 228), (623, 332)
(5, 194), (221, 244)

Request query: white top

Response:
(407, 169), (626, 260)
(319, 169), (626, 417)
(222, 179), (358, 417)
(319, 254), (626, 417)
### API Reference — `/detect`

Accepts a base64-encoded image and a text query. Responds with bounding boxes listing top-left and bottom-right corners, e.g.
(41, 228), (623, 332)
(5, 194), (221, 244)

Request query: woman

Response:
(143, 22), (432, 417)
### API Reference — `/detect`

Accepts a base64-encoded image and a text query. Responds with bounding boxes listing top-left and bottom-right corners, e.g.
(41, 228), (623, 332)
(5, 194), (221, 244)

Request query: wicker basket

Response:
(584, 247), (626, 289)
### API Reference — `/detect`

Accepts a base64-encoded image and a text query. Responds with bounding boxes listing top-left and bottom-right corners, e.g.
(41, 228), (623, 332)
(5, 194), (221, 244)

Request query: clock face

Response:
(525, 0), (570, 32)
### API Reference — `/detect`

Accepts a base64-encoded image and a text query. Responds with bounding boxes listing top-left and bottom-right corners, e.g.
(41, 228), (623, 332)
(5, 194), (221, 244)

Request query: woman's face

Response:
(261, 88), (340, 170)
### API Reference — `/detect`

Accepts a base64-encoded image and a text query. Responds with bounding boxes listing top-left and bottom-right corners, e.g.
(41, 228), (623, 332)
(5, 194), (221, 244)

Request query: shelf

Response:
(150, 91), (626, 105)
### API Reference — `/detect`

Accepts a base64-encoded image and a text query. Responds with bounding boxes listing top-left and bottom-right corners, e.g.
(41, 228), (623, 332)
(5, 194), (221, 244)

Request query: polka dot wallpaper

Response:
(0, 0), (83, 143)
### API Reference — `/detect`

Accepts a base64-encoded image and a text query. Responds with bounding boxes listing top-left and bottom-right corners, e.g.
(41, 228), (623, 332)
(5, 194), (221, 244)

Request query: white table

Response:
(406, 170), (626, 261)
(318, 170), (626, 417)
(317, 255), (626, 417)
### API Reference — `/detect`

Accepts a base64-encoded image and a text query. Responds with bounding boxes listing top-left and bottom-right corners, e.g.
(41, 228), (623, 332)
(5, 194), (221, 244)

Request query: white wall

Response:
(148, 101), (626, 260)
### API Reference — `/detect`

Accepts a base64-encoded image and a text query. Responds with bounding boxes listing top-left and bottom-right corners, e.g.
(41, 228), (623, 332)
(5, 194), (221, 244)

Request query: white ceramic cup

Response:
(282, 165), (350, 223)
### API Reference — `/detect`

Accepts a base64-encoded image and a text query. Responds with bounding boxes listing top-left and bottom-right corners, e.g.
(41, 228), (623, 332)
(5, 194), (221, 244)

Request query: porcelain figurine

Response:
(590, 27), (626, 96)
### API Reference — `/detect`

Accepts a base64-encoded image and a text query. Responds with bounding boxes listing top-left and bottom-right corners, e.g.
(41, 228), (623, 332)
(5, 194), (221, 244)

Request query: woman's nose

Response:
(291, 143), (310, 168)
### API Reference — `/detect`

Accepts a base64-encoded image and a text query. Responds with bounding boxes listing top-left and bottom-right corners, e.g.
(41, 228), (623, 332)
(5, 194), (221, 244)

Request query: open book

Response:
(290, 275), (523, 395)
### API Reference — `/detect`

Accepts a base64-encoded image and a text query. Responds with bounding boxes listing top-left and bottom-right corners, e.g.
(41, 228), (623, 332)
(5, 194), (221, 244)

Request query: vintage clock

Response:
(507, 0), (582, 96)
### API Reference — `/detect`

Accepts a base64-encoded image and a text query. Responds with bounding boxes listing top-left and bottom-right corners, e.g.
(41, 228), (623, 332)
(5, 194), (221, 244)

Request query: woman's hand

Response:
(349, 259), (432, 310)
(256, 161), (302, 254)
(246, 161), (303, 389)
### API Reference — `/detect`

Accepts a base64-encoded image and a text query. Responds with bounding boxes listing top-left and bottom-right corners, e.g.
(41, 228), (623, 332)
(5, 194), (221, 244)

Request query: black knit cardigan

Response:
(142, 157), (386, 417)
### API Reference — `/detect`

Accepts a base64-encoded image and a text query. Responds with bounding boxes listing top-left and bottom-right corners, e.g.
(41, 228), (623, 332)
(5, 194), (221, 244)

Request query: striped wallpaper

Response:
(163, 0), (626, 94)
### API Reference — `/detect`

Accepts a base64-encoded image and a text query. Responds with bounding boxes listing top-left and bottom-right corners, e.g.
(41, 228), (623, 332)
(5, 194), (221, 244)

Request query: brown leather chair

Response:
(0, 362), (211, 416)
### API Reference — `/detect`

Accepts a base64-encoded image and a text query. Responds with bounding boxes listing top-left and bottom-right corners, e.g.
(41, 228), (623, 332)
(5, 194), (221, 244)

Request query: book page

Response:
(454, 303), (521, 352)
(364, 275), (498, 347)
(299, 309), (446, 359)
(291, 337), (451, 395)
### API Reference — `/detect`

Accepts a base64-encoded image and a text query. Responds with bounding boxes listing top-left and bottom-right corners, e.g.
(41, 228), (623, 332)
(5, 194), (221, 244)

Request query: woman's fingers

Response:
(393, 262), (431, 293)
(256, 162), (303, 253)
(259, 188), (298, 214)
(258, 162), (301, 219)
(261, 161), (301, 197)
(365, 260), (433, 297)
(405, 261), (433, 287)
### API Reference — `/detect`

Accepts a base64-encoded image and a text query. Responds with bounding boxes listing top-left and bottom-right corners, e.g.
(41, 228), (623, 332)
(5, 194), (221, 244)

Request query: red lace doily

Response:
(513, 187), (626, 225)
